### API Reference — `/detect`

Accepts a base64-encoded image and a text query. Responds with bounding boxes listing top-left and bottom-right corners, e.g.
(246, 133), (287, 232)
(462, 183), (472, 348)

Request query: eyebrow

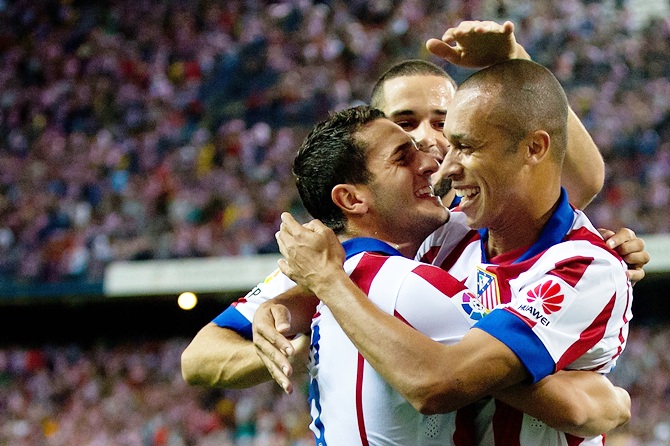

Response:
(388, 109), (447, 117)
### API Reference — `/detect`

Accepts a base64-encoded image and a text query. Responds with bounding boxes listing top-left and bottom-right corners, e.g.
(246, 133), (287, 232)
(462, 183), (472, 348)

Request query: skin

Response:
(182, 20), (648, 390)
(256, 62), (632, 436)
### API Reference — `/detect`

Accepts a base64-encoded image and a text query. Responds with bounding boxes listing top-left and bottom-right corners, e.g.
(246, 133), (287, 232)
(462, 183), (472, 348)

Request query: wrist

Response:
(514, 43), (531, 60)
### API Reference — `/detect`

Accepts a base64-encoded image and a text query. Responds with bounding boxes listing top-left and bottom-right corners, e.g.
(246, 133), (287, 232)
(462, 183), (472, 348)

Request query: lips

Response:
(415, 185), (436, 198)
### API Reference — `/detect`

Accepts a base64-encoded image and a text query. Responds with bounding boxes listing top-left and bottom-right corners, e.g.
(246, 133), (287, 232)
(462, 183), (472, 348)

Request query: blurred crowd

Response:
(0, 323), (665, 446)
(0, 0), (669, 285)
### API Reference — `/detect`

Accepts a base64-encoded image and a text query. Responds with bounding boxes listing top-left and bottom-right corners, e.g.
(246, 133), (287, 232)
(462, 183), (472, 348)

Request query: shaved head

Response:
(457, 59), (569, 162)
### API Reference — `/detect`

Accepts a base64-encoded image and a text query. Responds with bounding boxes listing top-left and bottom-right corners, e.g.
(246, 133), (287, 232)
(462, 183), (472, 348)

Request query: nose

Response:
(413, 123), (444, 162)
(417, 150), (439, 177)
(441, 145), (463, 179)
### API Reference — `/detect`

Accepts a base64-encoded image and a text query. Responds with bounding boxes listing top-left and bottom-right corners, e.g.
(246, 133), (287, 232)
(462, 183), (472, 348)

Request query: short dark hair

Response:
(459, 59), (569, 162)
(293, 106), (386, 234)
(370, 59), (457, 108)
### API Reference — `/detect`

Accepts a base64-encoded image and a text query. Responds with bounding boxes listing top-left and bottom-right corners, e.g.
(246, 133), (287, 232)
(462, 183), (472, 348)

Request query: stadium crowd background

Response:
(0, 0), (669, 444)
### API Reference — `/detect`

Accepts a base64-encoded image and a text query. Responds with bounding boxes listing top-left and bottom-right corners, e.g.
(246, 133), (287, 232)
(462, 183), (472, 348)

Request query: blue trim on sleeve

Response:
(474, 309), (555, 383)
(212, 306), (253, 340)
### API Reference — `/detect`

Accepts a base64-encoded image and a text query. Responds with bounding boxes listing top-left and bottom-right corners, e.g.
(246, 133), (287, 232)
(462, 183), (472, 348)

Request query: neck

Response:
(340, 232), (420, 258)
(486, 189), (561, 258)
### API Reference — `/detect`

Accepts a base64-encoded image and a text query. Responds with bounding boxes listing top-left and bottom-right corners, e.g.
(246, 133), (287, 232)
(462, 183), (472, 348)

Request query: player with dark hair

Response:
(261, 103), (629, 444)
(261, 58), (634, 446)
(182, 20), (648, 391)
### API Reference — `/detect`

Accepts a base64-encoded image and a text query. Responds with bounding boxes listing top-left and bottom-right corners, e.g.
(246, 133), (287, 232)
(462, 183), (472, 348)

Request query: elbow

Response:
(180, 347), (204, 385)
(406, 378), (475, 415)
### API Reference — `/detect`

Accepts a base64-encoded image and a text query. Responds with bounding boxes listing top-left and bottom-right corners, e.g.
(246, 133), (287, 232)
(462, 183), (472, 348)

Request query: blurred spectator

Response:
(0, 324), (666, 445)
(0, 1), (668, 286)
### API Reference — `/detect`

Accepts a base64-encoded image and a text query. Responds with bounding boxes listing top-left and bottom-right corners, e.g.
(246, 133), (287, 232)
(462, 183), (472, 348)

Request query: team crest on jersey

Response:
(461, 291), (489, 321)
(476, 267), (500, 310)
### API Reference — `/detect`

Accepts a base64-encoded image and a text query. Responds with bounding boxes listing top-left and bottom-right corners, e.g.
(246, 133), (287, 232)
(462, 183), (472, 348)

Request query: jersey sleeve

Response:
(416, 210), (472, 265)
(474, 246), (631, 383)
(211, 268), (296, 340)
(376, 258), (480, 344)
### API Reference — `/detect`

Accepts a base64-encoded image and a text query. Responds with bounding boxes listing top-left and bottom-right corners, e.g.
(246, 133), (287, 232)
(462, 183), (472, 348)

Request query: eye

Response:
(432, 120), (445, 131)
(393, 119), (417, 131)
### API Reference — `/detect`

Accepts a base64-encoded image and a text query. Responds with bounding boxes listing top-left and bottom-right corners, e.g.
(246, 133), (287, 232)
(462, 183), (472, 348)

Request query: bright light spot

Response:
(178, 292), (198, 310)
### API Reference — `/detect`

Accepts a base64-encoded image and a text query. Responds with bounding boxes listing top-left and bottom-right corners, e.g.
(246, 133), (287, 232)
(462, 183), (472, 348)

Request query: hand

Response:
(426, 20), (529, 69)
(599, 227), (650, 285)
(275, 212), (346, 292)
(252, 300), (299, 393)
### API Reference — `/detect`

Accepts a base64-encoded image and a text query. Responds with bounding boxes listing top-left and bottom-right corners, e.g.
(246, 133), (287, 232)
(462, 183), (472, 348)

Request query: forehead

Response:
(380, 75), (455, 115)
(356, 119), (412, 156)
(444, 88), (491, 135)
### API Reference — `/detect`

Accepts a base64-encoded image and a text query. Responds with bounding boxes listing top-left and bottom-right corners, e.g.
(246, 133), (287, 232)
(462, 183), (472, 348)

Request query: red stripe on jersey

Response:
(350, 253), (389, 294)
(566, 432), (589, 445)
(419, 245), (441, 264)
(356, 354), (370, 446)
(491, 400), (522, 446)
(556, 293), (617, 370)
(411, 264), (468, 297)
(567, 227), (623, 261)
(439, 230), (481, 271)
(350, 254), (388, 446)
(453, 403), (481, 445)
(548, 256), (593, 287)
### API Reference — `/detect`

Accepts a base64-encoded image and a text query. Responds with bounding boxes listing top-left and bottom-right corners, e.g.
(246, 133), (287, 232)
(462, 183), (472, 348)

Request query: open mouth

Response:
(415, 185), (436, 199)
(454, 186), (480, 203)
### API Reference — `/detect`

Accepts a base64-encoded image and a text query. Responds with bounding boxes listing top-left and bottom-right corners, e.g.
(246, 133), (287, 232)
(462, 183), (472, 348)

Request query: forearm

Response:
(493, 371), (630, 436)
(181, 323), (270, 388)
(562, 108), (605, 209)
(312, 270), (524, 414)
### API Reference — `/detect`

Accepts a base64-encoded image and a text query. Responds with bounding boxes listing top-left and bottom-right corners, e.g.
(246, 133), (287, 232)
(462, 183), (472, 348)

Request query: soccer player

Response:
(260, 58), (634, 446)
(256, 104), (629, 444)
(181, 20), (648, 390)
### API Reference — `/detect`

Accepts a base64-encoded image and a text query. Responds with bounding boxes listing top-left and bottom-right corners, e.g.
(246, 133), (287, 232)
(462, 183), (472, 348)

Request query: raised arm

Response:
(426, 20), (604, 208)
(494, 371), (631, 436)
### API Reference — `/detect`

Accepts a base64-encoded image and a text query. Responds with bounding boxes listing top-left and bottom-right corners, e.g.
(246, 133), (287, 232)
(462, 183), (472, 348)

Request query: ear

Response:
(332, 184), (369, 216)
(525, 130), (551, 165)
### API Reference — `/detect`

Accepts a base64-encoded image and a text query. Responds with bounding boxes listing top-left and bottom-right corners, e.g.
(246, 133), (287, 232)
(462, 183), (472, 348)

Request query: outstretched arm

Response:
(181, 284), (313, 388)
(181, 323), (274, 388)
(426, 20), (604, 208)
(494, 371), (631, 436)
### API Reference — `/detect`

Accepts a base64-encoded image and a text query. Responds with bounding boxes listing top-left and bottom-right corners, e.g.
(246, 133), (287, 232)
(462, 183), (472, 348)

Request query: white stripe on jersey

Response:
(309, 252), (480, 446)
(417, 207), (632, 446)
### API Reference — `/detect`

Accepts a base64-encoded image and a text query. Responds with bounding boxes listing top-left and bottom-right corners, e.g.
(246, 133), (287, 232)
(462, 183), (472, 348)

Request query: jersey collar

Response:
(478, 188), (574, 264)
(342, 237), (404, 260)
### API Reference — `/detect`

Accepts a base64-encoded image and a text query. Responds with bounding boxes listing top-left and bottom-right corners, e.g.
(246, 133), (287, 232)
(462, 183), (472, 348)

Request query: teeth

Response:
(455, 187), (479, 198)
(416, 186), (435, 198)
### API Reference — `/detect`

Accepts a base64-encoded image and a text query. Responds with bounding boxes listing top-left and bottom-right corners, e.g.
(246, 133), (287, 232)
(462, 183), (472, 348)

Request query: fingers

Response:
(626, 267), (645, 286)
(253, 304), (296, 393)
(425, 38), (460, 62)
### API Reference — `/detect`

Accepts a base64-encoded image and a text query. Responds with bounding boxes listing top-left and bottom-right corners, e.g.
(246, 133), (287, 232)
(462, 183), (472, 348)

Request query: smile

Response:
(454, 186), (480, 198)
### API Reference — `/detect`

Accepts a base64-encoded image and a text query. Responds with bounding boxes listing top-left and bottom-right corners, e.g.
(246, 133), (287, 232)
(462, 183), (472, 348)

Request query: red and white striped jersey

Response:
(309, 242), (488, 446)
(417, 190), (633, 446)
(213, 238), (491, 445)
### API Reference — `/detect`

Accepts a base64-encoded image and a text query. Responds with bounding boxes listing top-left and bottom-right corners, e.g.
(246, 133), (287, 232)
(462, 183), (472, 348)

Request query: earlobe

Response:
(332, 184), (369, 215)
